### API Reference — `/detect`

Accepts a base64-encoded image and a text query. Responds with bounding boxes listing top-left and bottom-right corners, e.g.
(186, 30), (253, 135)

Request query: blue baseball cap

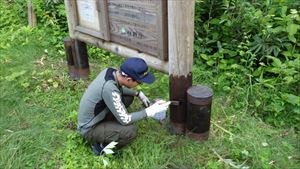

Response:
(120, 57), (155, 84)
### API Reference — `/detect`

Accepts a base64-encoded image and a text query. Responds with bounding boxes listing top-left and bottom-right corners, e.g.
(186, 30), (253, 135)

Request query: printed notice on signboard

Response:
(78, 1), (95, 23)
(108, 0), (160, 56)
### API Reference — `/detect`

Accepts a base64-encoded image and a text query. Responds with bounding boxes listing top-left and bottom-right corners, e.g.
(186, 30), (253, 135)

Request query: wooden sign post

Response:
(27, 0), (37, 27)
(168, 0), (195, 134)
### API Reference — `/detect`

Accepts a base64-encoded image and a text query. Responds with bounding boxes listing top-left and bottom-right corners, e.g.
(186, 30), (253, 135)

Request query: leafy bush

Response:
(0, 1), (27, 49)
(194, 0), (300, 129)
(1, 0), (67, 52)
(31, 0), (68, 49)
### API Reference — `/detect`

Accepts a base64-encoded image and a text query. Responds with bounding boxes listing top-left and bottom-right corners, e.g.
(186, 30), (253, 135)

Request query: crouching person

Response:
(77, 57), (170, 155)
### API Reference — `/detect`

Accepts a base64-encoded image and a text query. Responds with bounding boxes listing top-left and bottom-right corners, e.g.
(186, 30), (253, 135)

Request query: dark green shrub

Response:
(194, 0), (300, 129)
(30, 0), (68, 48)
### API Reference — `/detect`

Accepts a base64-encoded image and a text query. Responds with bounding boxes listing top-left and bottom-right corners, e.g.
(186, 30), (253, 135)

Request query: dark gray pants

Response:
(85, 96), (137, 147)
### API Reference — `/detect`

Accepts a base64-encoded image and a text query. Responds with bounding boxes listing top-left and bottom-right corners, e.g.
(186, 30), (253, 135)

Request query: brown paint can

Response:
(186, 86), (213, 141)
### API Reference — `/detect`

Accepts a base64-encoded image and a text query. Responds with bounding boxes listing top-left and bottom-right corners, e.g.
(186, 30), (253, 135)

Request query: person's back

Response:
(78, 68), (113, 136)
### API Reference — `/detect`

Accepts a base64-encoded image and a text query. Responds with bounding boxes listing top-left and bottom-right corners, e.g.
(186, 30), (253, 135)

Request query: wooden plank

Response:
(168, 0), (195, 76)
(110, 18), (157, 55)
(64, 0), (78, 38)
(98, 0), (110, 40)
(75, 26), (104, 38)
(107, 0), (167, 60)
(74, 31), (169, 73)
(156, 0), (168, 61)
(108, 2), (156, 24)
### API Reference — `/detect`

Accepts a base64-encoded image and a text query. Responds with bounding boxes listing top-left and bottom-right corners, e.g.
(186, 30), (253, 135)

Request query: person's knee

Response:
(123, 125), (137, 140)
(118, 125), (137, 145)
(130, 125), (138, 139)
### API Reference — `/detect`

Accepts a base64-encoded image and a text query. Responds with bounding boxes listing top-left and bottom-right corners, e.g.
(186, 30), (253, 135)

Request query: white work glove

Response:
(137, 91), (151, 107)
(153, 110), (167, 121)
(145, 100), (171, 118)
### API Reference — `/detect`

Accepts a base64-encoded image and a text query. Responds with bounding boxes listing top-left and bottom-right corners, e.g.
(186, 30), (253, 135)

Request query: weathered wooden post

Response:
(73, 39), (90, 79)
(64, 38), (78, 80)
(64, 0), (74, 38)
(63, 37), (90, 80)
(27, 0), (37, 27)
(64, 0), (90, 79)
(168, 0), (195, 134)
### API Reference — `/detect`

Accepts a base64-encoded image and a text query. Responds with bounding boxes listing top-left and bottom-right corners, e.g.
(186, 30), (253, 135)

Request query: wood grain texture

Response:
(98, 0), (110, 40)
(168, 0), (195, 76)
(65, 0), (167, 60)
(157, 0), (168, 61)
(64, 0), (77, 38)
(107, 0), (167, 60)
(65, 0), (110, 40)
(74, 31), (169, 73)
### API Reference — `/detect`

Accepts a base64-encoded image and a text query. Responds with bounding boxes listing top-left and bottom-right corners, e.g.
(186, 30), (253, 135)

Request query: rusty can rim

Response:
(187, 86), (213, 99)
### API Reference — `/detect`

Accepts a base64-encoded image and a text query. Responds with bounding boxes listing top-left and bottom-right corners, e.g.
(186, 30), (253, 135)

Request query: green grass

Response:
(0, 1), (299, 167)
(0, 29), (299, 169)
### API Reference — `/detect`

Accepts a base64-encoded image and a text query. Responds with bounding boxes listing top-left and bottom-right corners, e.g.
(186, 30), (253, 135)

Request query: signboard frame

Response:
(65, 0), (167, 61)
(74, 0), (110, 41)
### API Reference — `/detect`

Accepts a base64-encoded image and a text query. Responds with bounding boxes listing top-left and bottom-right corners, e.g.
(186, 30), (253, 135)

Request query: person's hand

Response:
(145, 100), (171, 118)
(137, 91), (151, 107)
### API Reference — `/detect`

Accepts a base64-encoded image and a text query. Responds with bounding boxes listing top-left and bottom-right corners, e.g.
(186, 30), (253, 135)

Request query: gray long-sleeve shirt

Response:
(77, 68), (147, 136)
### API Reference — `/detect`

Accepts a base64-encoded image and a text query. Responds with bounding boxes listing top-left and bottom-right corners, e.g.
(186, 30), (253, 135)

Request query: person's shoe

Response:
(91, 143), (104, 156)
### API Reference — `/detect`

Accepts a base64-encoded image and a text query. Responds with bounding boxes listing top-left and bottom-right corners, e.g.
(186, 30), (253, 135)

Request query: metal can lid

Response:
(187, 86), (213, 99)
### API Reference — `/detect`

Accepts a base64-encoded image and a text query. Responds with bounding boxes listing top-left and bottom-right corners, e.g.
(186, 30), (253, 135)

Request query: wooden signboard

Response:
(75, 0), (110, 40)
(65, 0), (168, 61)
(107, 0), (168, 60)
